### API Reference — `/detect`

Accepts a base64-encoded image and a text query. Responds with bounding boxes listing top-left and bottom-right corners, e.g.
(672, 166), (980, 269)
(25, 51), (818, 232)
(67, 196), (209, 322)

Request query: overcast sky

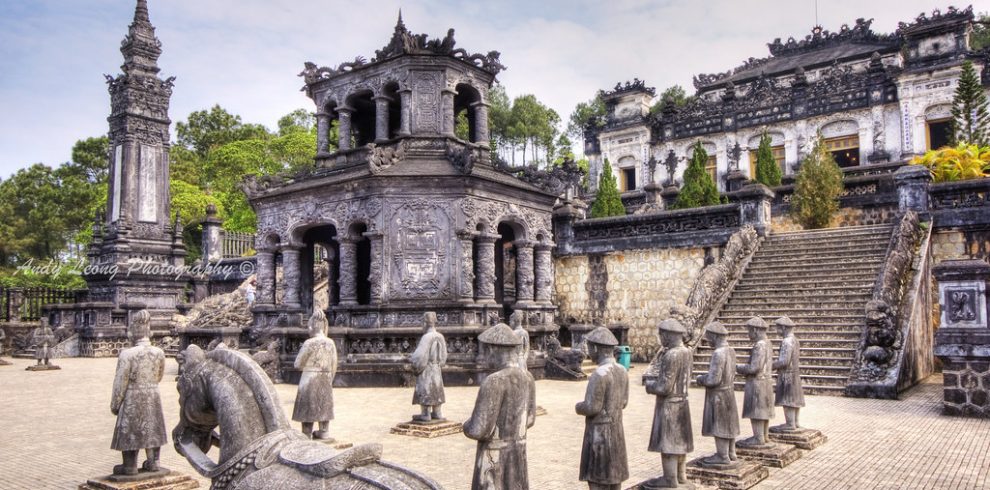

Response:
(0, 0), (970, 178)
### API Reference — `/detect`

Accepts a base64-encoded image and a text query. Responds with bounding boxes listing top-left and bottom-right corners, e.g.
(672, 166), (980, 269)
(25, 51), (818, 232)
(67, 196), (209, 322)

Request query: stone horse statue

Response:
(174, 345), (442, 489)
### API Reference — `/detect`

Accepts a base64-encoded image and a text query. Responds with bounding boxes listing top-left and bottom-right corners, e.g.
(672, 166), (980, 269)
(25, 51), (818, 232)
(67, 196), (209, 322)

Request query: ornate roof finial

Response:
(396, 9), (405, 31)
(134, 0), (151, 25)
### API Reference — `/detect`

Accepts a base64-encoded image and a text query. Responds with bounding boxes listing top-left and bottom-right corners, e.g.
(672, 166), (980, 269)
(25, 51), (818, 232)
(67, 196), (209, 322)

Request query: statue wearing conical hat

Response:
(695, 321), (740, 466)
(292, 310), (338, 440)
(464, 323), (536, 490)
(575, 326), (628, 490)
(644, 319), (694, 488)
(772, 316), (805, 431)
(735, 317), (775, 448)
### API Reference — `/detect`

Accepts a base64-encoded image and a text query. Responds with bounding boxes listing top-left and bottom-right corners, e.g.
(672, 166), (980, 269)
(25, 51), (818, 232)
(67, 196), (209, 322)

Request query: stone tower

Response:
(50, 0), (187, 356)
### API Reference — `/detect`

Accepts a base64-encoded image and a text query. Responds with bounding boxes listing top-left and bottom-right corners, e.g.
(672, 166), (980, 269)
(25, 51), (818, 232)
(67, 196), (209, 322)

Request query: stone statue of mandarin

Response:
(510, 310), (530, 369)
(464, 323), (536, 490)
(575, 326), (629, 490)
(735, 317), (775, 447)
(31, 318), (57, 367)
(110, 309), (167, 476)
(410, 311), (448, 422)
(772, 316), (806, 431)
(695, 321), (740, 466)
(292, 309), (338, 440)
(644, 319), (694, 489)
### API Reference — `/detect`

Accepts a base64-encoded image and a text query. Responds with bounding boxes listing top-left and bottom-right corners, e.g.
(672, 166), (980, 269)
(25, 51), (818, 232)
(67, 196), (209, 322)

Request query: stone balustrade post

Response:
(338, 237), (359, 305)
(201, 203), (222, 263)
(474, 232), (499, 305)
(736, 183), (775, 236)
(515, 240), (536, 305)
(337, 107), (353, 151)
(894, 164), (932, 218)
(281, 246), (302, 308)
(534, 242), (554, 304)
(373, 96), (392, 143)
(933, 260), (990, 417)
(316, 112), (331, 155)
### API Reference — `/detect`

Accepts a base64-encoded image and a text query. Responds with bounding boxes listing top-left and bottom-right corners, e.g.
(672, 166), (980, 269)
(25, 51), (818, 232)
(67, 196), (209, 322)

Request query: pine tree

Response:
(754, 131), (782, 187)
(590, 159), (626, 218)
(791, 135), (844, 229)
(950, 60), (990, 147)
(674, 141), (721, 209)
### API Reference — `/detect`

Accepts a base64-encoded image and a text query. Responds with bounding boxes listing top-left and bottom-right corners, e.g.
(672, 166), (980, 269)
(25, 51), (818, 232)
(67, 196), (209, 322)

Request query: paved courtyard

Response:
(0, 357), (987, 489)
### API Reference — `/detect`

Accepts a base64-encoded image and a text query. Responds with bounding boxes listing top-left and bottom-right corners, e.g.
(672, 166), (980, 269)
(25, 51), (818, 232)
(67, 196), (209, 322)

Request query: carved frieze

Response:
(388, 199), (453, 299)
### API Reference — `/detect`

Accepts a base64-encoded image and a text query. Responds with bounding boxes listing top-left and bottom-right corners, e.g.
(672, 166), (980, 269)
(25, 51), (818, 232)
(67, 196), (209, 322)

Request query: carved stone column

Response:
(337, 107), (353, 151)
(474, 232), (499, 305)
(472, 101), (490, 146)
(364, 230), (384, 304)
(316, 112), (331, 155)
(515, 240), (536, 305)
(338, 237), (358, 305)
(255, 249), (276, 305)
(281, 246), (302, 308)
(534, 242), (554, 304)
(441, 88), (456, 137)
(373, 96), (392, 143)
(457, 230), (476, 303)
(398, 89), (412, 137)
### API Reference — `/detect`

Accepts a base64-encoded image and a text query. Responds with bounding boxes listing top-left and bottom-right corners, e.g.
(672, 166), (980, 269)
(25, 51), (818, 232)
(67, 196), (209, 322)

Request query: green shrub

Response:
(791, 136), (844, 229)
(590, 159), (626, 218)
(673, 141), (721, 209)
(754, 131), (782, 187)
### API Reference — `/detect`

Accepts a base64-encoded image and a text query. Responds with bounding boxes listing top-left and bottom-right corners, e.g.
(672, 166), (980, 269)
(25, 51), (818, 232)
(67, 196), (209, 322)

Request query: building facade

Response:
(586, 6), (989, 196)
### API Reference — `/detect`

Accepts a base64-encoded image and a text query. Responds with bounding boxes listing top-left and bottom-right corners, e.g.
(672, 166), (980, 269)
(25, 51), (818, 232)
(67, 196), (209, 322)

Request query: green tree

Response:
(0, 164), (87, 263)
(650, 85), (693, 114)
(277, 108), (315, 136)
(508, 94), (559, 166)
(791, 136), (844, 229)
(488, 83), (513, 161)
(951, 60), (990, 147)
(455, 111), (471, 141)
(590, 159), (625, 218)
(566, 94), (606, 140)
(674, 141), (721, 209)
(971, 13), (990, 50)
(754, 131), (782, 186)
(176, 105), (269, 157)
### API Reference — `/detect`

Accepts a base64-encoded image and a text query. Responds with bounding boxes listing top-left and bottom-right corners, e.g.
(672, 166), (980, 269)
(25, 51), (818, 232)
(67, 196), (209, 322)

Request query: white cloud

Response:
(0, 0), (965, 177)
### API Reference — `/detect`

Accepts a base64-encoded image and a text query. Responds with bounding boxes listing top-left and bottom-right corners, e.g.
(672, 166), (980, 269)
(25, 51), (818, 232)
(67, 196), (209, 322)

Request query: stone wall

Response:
(554, 247), (705, 361)
(771, 204), (898, 233)
(931, 229), (990, 262)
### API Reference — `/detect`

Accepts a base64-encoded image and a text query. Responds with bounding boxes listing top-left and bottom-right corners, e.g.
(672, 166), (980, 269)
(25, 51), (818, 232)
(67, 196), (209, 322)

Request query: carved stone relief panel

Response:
(388, 199), (453, 299)
(411, 71), (442, 134)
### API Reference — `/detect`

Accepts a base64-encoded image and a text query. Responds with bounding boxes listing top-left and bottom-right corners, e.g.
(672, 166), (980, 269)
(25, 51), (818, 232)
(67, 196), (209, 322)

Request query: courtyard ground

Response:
(0, 357), (987, 490)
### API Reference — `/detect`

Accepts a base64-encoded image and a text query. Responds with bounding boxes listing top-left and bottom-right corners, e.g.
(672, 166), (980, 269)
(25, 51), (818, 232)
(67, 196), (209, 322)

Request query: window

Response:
(927, 119), (953, 150)
(824, 135), (860, 168)
(748, 145), (786, 177)
(706, 155), (718, 183)
(621, 167), (637, 191)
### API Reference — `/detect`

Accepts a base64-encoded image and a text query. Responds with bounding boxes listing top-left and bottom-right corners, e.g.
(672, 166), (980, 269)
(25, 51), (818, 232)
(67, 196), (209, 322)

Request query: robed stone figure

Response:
(510, 310), (530, 370)
(644, 319), (693, 488)
(411, 311), (447, 422)
(735, 317), (775, 447)
(575, 326), (629, 490)
(32, 319), (56, 366)
(464, 323), (536, 490)
(695, 321), (740, 466)
(772, 316), (806, 430)
(292, 309), (338, 440)
(110, 310), (167, 476)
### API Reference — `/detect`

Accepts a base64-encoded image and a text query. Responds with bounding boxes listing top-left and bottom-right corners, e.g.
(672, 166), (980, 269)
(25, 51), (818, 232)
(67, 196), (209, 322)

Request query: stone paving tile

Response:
(0, 358), (987, 489)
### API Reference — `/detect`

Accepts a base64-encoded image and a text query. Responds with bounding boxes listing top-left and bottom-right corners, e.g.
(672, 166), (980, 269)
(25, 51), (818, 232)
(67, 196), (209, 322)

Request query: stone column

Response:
(894, 164), (932, 217)
(338, 237), (358, 305)
(515, 240), (536, 305)
(337, 107), (353, 151)
(474, 232), (499, 305)
(200, 203), (222, 263)
(316, 112), (331, 155)
(363, 230), (384, 304)
(441, 88), (456, 137)
(398, 89), (412, 137)
(457, 230), (476, 303)
(534, 242), (554, 304)
(281, 246), (302, 308)
(373, 96), (392, 143)
(254, 250), (276, 305)
(471, 101), (490, 146)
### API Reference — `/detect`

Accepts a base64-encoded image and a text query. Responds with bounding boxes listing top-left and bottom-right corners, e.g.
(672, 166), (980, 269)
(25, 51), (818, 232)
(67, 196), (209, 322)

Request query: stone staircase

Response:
(692, 224), (893, 396)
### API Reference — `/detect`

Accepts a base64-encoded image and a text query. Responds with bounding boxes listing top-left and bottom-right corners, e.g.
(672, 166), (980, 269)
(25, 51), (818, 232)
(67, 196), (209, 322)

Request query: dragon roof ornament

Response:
(600, 78), (656, 98)
(896, 6), (974, 34)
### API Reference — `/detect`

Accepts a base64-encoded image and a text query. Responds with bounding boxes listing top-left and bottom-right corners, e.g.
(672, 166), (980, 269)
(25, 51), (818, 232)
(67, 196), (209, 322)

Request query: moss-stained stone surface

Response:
(932, 230), (990, 263)
(554, 248), (705, 361)
(771, 205), (897, 233)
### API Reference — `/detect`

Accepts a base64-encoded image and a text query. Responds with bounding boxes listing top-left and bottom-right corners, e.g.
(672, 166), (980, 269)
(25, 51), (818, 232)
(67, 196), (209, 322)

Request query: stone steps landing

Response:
(692, 224), (892, 396)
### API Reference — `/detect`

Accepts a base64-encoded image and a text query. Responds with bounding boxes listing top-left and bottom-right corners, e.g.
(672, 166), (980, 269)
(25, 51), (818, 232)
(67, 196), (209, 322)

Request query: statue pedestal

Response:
(313, 437), (354, 450)
(535, 406), (548, 416)
(631, 477), (704, 489)
(390, 419), (464, 438)
(768, 426), (827, 450)
(0, 358), (11, 365)
(26, 364), (60, 371)
(685, 457), (768, 490)
(79, 469), (199, 490)
(734, 441), (802, 468)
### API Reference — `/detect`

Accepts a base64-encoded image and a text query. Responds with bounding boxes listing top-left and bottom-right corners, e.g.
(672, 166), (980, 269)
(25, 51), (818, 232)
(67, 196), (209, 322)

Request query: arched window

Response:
(346, 90), (376, 147)
(454, 83), (482, 143)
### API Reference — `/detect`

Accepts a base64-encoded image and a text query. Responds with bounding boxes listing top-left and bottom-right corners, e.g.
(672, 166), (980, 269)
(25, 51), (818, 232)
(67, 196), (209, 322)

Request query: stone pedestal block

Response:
(631, 478), (704, 489)
(535, 405), (548, 416)
(25, 364), (60, 371)
(313, 438), (354, 450)
(768, 426), (827, 450)
(390, 419), (464, 438)
(685, 458), (768, 490)
(734, 441), (802, 468)
(79, 469), (199, 490)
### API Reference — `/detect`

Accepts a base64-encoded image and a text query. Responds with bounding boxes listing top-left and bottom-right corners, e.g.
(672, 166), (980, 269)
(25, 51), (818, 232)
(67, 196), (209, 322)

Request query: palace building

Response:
(584, 6), (988, 197)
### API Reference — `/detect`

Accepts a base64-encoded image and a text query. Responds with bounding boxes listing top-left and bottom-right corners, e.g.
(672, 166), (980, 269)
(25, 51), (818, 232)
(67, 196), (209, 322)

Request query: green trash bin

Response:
(617, 346), (631, 370)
